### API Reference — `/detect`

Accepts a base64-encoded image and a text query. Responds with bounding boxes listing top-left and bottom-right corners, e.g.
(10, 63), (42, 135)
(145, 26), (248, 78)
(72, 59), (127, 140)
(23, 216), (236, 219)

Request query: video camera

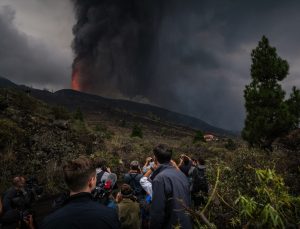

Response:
(92, 173), (117, 205)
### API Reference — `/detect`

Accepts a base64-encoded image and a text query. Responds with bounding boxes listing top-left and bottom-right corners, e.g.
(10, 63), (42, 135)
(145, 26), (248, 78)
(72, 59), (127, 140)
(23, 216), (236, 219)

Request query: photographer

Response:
(142, 157), (154, 174)
(42, 156), (120, 229)
(1, 176), (35, 229)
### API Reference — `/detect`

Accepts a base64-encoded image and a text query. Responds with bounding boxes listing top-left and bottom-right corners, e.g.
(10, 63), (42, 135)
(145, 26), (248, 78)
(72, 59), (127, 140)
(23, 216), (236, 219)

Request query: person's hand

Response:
(151, 162), (158, 170)
(24, 214), (35, 229)
(116, 192), (122, 203)
(145, 157), (152, 165)
(170, 160), (177, 167)
(106, 167), (111, 173)
(170, 160), (179, 170)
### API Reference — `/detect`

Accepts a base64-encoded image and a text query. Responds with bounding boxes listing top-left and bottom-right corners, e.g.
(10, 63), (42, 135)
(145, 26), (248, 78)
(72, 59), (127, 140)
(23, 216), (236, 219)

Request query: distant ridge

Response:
(0, 76), (235, 135)
(0, 76), (19, 88)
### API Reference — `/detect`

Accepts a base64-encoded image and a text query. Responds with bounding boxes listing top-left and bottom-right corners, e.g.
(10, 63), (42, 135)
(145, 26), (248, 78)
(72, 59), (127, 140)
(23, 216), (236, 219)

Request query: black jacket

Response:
(1, 187), (31, 229)
(41, 192), (120, 229)
(150, 164), (192, 229)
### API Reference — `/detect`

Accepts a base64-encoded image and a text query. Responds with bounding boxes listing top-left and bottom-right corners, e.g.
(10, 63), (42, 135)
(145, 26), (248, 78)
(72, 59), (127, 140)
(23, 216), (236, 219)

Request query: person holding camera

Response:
(41, 156), (120, 229)
(1, 176), (35, 229)
(142, 157), (154, 174)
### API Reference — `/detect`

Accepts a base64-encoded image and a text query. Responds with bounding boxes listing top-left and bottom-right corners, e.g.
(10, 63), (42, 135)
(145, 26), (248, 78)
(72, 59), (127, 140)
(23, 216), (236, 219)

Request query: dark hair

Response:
(182, 155), (190, 165)
(198, 157), (205, 165)
(153, 144), (172, 164)
(93, 158), (107, 170)
(63, 156), (96, 192)
(120, 184), (133, 197)
(130, 160), (140, 171)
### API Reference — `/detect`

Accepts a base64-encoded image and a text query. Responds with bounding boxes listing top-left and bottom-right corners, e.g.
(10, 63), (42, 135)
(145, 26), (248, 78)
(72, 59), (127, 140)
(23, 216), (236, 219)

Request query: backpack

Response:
(125, 173), (145, 198)
(190, 166), (208, 194)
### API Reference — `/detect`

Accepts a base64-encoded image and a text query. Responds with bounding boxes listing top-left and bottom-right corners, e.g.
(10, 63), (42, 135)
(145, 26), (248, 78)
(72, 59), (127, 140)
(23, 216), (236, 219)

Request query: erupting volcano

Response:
(71, 0), (163, 99)
(71, 68), (80, 91)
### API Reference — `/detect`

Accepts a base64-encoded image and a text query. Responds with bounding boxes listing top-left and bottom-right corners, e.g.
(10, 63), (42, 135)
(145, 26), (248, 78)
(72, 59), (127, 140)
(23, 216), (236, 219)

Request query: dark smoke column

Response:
(71, 0), (163, 98)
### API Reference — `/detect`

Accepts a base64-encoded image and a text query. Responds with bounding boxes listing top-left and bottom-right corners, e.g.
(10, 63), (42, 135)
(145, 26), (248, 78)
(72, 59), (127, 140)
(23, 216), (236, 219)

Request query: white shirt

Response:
(140, 176), (152, 198)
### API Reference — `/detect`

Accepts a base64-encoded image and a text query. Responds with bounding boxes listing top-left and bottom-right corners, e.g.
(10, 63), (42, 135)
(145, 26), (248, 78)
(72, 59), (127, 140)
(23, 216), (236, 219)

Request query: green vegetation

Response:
(73, 107), (84, 121)
(234, 169), (300, 228)
(52, 105), (70, 120)
(0, 119), (24, 149)
(243, 36), (300, 150)
(193, 130), (205, 143)
(131, 124), (143, 138)
(94, 123), (113, 139)
(225, 138), (237, 150)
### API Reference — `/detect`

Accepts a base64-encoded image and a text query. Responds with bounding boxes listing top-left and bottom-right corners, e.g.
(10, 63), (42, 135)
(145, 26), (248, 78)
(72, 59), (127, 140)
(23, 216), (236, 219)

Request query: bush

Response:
(131, 124), (143, 138)
(73, 107), (84, 121)
(225, 138), (237, 150)
(0, 119), (24, 149)
(193, 130), (205, 143)
(235, 169), (300, 228)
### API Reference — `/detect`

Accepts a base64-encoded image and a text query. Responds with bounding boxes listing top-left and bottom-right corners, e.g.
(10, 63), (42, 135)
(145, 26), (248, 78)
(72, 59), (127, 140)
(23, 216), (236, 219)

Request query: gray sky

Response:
(0, 0), (74, 90)
(0, 0), (299, 131)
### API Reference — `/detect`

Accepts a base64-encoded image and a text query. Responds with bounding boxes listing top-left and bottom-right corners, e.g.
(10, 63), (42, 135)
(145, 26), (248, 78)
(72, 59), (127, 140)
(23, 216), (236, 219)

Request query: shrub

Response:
(0, 119), (24, 149)
(193, 130), (205, 143)
(225, 138), (237, 150)
(235, 169), (300, 228)
(73, 107), (84, 121)
(131, 124), (143, 138)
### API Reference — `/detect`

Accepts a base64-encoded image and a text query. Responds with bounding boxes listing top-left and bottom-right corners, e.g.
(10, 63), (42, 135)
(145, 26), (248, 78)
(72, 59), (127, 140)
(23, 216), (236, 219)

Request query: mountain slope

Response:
(0, 77), (234, 135)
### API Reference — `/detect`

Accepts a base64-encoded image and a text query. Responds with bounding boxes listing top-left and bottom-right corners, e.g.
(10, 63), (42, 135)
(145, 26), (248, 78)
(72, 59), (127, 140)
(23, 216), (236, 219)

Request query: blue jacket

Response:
(150, 163), (192, 229)
(41, 192), (120, 229)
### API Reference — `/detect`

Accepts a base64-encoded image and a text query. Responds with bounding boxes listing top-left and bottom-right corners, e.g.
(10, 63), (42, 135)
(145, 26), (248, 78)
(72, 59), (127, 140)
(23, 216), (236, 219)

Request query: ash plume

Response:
(71, 0), (164, 98)
(70, 0), (244, 130)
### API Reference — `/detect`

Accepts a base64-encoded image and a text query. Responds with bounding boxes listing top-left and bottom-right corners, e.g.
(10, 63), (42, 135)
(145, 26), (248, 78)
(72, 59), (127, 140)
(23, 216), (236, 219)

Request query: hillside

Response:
(0, 77), (235, 136)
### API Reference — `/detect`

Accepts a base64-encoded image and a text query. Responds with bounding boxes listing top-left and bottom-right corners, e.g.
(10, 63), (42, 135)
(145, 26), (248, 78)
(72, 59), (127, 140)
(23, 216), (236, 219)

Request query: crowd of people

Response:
(0, 144), (209, 229)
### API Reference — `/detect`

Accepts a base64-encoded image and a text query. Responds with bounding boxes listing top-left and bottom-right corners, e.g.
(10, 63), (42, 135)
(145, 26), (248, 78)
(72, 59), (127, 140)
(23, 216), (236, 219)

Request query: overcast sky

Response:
(0, 0), (299, 131)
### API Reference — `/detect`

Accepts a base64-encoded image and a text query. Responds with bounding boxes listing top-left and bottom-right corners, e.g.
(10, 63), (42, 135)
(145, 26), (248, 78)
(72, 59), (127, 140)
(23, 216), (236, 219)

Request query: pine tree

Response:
(242, 36), (300, 150)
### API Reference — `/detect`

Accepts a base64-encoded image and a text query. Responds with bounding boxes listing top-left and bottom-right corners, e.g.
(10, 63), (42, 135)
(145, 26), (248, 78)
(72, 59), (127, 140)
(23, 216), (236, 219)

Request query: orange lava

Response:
(71, 69), (81, 91)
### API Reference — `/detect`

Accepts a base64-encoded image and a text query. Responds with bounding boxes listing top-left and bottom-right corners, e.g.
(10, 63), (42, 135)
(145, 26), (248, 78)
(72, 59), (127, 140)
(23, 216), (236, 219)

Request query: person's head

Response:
(120, 184), (133, 198)
(153, 144), (172, 164)
(198, 157), (205, 165)
(63, 156), (96, 193)
(93, 158), (107, 171)
(180, 154), (190, 165)
(146, 157), (153, 163)
(130, 160), (140, 171)
(12, 176), (26, 190)
(191, 158), (197, 166)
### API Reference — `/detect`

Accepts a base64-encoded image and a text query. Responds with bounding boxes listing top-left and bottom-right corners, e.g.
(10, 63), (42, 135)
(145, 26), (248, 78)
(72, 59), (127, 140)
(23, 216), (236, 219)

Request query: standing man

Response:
(42, 156), (120, 229)
(150, 144), (192, 229)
